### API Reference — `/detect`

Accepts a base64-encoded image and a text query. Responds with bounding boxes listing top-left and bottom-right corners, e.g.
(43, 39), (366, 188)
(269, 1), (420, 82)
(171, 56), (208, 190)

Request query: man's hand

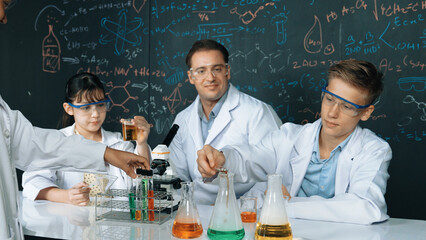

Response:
(104, 148), (150, 178)
(67, 182), (91, 206)
(197, 144), (225, 178)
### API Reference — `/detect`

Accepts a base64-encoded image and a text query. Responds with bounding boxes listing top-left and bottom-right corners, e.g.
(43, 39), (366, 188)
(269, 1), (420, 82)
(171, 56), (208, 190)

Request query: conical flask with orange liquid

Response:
(207, 171), (245, 240)
(255, 174), (292, 240)
(172, 182), (203, 239)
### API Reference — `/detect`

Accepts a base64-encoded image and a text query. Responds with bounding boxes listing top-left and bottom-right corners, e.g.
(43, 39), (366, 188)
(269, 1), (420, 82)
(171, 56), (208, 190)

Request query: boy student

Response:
(169, 39), (281, 204)
(197, 59), (392, 224)
(1, 2), (149, 239)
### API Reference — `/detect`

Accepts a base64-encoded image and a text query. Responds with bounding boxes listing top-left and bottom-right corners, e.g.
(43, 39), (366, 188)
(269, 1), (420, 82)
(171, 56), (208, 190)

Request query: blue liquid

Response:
(207, 228), (245, 240)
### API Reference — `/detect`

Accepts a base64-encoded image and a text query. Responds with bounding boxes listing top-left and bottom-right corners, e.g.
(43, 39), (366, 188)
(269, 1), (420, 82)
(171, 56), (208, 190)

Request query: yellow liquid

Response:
(122, 124), (137, 141)
(255, 223), (292, 240)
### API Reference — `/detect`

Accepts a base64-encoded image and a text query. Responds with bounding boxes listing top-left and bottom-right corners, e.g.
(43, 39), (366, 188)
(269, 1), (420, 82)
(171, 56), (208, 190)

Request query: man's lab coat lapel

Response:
(205, 85), (238, 145)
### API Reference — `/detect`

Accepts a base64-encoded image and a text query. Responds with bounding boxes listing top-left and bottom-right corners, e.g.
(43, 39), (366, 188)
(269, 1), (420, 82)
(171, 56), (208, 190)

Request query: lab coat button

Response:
(4, 129), (10, 138)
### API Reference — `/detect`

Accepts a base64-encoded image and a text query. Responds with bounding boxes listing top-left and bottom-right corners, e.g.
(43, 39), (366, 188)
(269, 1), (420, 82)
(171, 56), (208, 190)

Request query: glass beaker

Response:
(207, 172), (245, 240)
(255, 174), (292, 240)
(172, 182), (203, 239)
(240, 196), (257, 223)
(122, 118), (137, 141)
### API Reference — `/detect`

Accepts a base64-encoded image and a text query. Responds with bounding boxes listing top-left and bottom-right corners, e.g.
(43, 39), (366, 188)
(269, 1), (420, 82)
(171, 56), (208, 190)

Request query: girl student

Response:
(22, 72), (151, 206)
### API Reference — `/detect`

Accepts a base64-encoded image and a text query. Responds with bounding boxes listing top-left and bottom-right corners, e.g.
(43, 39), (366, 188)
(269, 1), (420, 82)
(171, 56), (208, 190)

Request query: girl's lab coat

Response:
(0, 95), (107, 240)
(169, 84), (281, 204)
(22, 124), (134, 201)
(223, 119), (392, 224)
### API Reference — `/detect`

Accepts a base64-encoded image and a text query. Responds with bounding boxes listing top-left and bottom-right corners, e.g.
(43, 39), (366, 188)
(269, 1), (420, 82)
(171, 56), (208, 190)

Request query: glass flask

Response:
(172, 182), (203, 239)
(255, 174), (292, 240)
(207, 172), (245, 240)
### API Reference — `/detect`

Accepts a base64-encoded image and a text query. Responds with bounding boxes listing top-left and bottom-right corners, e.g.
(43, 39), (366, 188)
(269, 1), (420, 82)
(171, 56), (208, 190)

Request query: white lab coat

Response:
(22, 124), (134, 201)
(169, 84), (282, 204)
(223, 119), (392, 224)
(0, 95), (107, 240)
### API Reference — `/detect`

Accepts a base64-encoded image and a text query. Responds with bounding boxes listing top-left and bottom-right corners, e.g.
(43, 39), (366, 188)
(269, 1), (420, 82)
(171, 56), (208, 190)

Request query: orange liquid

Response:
(241, 211), (257, 223)
(122, 124), (137, 141)
(148, 190), (154, 221)
(135, 210), (141, 220)
(172, 221), (203, 239)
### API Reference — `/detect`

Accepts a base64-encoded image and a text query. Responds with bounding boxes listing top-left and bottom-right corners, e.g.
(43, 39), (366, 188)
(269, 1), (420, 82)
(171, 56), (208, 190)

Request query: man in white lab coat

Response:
(169, 39), (281, 204)
(197, 59), (392, 224)
(0, 2), (149, 239)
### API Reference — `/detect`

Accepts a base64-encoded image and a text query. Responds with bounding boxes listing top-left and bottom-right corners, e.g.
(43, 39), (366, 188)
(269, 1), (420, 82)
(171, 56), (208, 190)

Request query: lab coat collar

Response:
(290, 119), (363, 195)
(335, 125), (362, 193)
(188, 100), (204, 151)
(289, 121), (317, 196)
(205, 84), (238, 144)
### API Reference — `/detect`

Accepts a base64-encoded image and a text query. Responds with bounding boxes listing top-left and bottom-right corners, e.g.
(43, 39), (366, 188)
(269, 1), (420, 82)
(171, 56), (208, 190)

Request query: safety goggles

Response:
(321, 86), (370, 117)
(68, 99), (111, 115)
(189, 63), (229, 81)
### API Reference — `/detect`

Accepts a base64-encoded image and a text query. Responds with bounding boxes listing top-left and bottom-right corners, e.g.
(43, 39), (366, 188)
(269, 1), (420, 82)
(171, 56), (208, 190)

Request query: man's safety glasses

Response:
(189, 63), (229, 81)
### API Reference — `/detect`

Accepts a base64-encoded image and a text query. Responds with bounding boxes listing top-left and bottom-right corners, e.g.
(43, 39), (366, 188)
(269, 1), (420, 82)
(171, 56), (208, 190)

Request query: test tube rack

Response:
(95, 189), (173, 225)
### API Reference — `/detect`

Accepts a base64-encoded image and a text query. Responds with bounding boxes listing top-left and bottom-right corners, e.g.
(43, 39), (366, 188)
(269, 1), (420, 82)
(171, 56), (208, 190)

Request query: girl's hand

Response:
(133, 116), (151, 145)
(67, 182), (91, 206)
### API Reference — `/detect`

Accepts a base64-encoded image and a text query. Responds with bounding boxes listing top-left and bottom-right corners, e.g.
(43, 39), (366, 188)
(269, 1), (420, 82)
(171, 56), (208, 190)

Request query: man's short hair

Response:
(185, 39), (229, 68)
(328, 59), (384, 104)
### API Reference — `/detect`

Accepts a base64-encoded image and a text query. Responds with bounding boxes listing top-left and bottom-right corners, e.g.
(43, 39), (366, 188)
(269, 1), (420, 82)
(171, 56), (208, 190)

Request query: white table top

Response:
(19, 194), (426, 240)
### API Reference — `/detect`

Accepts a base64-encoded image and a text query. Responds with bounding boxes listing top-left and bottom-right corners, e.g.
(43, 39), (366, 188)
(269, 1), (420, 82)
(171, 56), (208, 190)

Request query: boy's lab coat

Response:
(169, 84), (281, 204)
(0, 95), (107, 240)
(224, 119), (392, 224)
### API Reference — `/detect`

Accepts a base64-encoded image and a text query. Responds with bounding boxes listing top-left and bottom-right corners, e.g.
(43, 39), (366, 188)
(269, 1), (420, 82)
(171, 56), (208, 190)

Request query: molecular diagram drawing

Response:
(106, 80), (139, 113)
(163, 83), (183, 114)
(229, 43), (287, 74)
(99, 9), (143, 56)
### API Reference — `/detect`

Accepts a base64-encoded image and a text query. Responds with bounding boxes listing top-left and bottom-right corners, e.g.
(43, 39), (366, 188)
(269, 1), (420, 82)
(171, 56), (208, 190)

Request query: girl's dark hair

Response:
(60, 72), (106, 128)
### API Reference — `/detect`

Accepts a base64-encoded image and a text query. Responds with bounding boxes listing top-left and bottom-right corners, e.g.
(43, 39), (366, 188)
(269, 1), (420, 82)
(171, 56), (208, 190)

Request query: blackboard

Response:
(0, 0), (424, 220)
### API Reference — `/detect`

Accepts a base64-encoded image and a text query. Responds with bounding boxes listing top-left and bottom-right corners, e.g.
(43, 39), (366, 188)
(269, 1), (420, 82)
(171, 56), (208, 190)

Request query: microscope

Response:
(151, 124), (181, 212)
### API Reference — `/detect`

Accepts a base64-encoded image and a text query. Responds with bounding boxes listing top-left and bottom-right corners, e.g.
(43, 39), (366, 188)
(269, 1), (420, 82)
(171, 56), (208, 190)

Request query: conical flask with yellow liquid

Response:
(172, 182), (203, 239)
(207, 171), (245, 240)
(255, 174), (292, 240)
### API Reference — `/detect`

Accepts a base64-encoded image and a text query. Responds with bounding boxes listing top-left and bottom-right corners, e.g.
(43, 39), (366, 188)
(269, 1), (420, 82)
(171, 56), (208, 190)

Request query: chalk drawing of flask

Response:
(42, 24), (61, 73)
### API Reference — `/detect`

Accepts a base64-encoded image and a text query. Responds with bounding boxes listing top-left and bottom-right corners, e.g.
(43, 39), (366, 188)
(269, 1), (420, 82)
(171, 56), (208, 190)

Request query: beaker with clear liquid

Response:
(255, 174), (292, 240)
(207, 172), (245, 240)
(172, 182), (203, 239)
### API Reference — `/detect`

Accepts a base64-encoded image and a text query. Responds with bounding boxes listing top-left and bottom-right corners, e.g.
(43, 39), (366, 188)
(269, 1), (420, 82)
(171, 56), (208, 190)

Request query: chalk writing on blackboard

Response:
(106, 80), (139, 113)
(42, 25), (61, 73)
(99, 9), (143, 56)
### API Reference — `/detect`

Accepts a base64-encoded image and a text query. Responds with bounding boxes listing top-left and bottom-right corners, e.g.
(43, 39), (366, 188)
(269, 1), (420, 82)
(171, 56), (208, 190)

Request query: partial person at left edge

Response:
(0, 1), (150, 239)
